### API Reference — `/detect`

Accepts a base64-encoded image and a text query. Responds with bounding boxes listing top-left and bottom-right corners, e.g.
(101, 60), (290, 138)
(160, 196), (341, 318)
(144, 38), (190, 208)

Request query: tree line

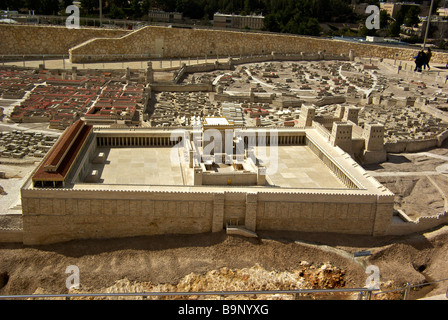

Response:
(2, 0), (358, 35)
(1, 0), (443, 39)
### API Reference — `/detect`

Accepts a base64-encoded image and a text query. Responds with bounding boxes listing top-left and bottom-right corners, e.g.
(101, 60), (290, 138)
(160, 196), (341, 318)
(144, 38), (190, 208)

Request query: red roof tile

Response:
(32, 121), (93, 182)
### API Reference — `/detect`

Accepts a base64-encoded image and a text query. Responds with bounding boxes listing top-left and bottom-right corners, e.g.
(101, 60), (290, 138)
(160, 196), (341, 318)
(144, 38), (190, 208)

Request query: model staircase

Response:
(226, 224), (258, 238)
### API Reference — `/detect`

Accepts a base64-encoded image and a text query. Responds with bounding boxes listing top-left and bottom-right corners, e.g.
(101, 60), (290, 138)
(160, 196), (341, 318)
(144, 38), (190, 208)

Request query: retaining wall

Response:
(0, 228), (23, 243)
(2, 24), (448, 64)
(67, 26), (448, 63)
(20, 187), (393, 245)
(384, 138), (439, 153)
(0, 24), (128, 56)
(386, 211), (448, 235)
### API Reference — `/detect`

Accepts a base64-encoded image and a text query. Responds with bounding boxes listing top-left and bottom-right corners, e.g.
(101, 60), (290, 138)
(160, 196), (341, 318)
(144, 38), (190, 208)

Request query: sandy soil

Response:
(377, 176), (446, 218)
(0, 160), (39, 215)
(0, 226), (447, 300)
(365, 143), (448, 219)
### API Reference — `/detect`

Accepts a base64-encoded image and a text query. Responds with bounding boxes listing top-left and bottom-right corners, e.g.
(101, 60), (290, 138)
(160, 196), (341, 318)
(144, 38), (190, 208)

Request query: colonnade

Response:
(243, 135), (306, 146)
(97, 136), (181, 147)
(97, 134), (306, 148)
(306, 137), (360, 190)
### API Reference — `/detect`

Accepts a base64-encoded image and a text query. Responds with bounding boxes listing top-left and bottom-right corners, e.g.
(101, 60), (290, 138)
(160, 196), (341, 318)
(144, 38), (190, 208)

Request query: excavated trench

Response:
(408, 264), (437, 300)
(0, 272), (9, 290)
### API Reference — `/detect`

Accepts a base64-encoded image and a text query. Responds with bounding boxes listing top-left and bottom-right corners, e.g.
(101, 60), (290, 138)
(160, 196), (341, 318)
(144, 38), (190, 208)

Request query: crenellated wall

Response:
(21, 186), (394, 245)
(387, 211), (448, 235)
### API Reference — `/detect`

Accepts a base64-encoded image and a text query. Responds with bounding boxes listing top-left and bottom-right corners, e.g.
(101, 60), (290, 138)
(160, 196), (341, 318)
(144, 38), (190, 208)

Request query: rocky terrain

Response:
(0, 225), (447, 300)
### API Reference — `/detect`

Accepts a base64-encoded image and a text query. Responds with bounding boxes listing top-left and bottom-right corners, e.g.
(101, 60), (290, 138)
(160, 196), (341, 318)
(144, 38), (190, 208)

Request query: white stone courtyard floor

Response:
(89, 145), (346, 189)
(91, 147), (184, 186)
(257, 145), (346, 189)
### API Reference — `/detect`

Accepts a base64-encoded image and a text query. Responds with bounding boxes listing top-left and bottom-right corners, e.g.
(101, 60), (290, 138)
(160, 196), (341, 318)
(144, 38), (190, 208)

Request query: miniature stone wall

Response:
(20, 186), (393, 245)
(2, 25), (448, 64)
(19, 131), (395, 245)
(256, 193), (380, 235)
(384, 138), (438, 153)
(21, 188), (216, 245)
(0, 228), (23, 243)
(69, 26), (448, 63)
(0, 25), (128, 57)
(386, 211), (448, 235)
(150, 83), (213, 92)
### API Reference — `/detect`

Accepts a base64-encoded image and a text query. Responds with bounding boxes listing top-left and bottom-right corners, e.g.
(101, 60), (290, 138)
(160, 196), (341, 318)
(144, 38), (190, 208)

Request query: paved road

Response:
(367, 150), (448, 177)
(2, 57), (230, 71)
(0, 123), (62, 136)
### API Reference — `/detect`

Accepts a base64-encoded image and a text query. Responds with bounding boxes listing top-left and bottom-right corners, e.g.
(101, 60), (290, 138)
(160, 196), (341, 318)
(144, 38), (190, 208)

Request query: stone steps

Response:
(226, 225), (258, 238)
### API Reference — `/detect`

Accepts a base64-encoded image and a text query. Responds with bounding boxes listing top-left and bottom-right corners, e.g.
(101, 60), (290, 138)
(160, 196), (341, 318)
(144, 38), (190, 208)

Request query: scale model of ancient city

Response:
(1, 2), (448, 300)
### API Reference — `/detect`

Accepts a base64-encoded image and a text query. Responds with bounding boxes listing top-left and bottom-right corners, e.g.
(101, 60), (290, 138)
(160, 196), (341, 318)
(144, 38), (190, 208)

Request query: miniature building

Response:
(31, 120), (93, 188)
(20, 120), (394, 245)
(362, 122), (387, 164)
(343, 106), (360, 125)
(213, 13), (265, 30)
(330, 122), (353, 155)
(297, 104), (315, 127)
(189, 117), (266, 187)
(148, 11), (183, 23)
(300, 104), (390, 164)
(363, 122), (385, 152)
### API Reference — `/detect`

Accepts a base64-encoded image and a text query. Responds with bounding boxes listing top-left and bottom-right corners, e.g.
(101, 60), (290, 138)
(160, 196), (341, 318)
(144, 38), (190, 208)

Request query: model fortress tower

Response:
(362, 122), (387, 163)
(342, 106), (360, 125)
(297, 104), (315, 127)
(330, 121), (353, 156)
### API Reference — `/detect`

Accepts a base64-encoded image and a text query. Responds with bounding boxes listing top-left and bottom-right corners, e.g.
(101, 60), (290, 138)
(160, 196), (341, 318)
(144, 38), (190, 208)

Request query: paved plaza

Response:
(257, 145), (346, 189)
(91, 147), (184, 186)
(90, 145), (346, 189)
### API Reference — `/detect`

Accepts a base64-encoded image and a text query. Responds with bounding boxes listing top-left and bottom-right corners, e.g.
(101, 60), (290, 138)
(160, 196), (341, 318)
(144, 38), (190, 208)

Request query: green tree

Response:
(299, 17), (321, 36)
(130, 0), (143, 18)
(359, 24), (377, 37)
(141, 0), (153, 13)
(39, 0), (61, 15)
(108, 4), (125, 19)
(404, 5), (420, 27)
(380, 9), (391, 29)
(80, 0), (97, 15)
(263, 13), (281, 32)
(388, 20), (401, 37)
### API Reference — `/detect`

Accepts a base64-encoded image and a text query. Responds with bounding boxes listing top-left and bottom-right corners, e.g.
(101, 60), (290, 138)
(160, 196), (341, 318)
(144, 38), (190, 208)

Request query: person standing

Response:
(424, 48), (432, 70)
(414, 51), (426, 72)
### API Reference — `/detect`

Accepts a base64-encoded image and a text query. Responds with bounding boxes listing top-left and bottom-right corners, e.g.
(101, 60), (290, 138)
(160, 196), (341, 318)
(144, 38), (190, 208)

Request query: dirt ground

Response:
(0, 225), (447, 300)
(365, 143), (448, 219)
